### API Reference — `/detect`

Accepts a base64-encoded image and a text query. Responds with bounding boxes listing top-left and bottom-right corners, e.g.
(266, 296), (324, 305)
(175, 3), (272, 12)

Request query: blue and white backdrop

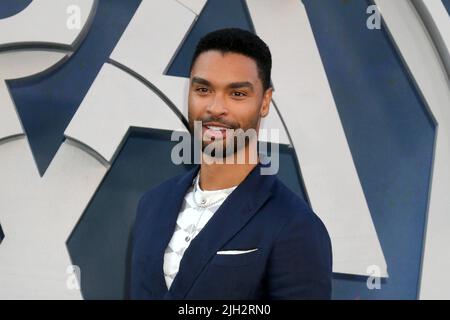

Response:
(0, 0), (449, 300)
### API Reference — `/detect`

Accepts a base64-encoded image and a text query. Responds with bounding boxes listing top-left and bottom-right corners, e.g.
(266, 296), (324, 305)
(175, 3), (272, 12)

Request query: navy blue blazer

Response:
(131, 162), (332, 300)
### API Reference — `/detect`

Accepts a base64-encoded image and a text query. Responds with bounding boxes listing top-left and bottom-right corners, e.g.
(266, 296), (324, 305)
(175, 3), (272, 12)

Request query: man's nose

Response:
(206, 94), (228, 116)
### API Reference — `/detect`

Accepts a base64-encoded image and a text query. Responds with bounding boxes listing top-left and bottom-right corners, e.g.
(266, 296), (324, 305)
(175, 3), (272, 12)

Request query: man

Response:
(131, 28), (332, 300)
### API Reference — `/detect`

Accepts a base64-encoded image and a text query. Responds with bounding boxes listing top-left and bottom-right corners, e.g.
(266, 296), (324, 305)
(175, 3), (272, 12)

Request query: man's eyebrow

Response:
(191, 77), (255, 92)
(191, 77), (211, 86)
(227, 81), (254, 91)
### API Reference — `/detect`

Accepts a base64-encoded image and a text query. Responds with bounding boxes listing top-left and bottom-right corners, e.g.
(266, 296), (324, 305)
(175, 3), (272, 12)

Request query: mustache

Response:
(197, 118), (238, 129)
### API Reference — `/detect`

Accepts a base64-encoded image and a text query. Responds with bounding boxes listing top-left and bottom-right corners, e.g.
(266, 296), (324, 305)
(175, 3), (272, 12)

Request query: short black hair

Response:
(190, 28), (272, 91)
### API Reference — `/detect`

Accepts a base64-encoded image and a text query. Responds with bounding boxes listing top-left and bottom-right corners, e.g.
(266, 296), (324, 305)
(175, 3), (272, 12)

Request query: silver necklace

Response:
(184, 209), (204, 242)
(185, 174), (232, 242)
(192, 174), (230, 208)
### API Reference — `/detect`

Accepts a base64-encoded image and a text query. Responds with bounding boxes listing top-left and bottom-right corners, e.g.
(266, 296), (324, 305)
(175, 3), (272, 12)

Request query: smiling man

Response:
(131, 28), (333, 300)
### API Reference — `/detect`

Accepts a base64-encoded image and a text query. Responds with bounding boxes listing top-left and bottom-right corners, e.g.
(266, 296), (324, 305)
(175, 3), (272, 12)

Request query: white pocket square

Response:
(216, 248), (258, 255)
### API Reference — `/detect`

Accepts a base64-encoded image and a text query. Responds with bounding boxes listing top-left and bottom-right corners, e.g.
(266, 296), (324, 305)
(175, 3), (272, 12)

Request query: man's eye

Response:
(195, 88), (209, 94)
(232, 91), (247, 97)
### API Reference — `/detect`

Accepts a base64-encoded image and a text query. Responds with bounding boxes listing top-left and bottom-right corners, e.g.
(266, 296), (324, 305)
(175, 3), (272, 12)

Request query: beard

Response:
(188, 116), (259, 161)
(202, 133), (251, 159)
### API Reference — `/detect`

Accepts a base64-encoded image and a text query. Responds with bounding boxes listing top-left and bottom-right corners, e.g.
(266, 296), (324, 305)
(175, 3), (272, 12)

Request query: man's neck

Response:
(199, 148), (260, 191)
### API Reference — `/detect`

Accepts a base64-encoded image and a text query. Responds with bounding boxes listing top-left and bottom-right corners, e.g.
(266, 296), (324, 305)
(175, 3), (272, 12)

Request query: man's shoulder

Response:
(141, 173), (181, 198)
(269, 176), (329, 237)
(138, 169), (189, 207)
(270, 176), (312, 217)
(134, 169), (189, 232)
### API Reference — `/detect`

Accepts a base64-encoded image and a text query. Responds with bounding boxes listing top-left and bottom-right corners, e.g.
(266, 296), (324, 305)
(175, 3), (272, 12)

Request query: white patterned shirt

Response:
(163, 173), (237, 289)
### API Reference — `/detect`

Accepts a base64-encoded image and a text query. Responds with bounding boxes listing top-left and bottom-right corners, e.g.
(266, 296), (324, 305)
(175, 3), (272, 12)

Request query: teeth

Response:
(207, 126), (227, 131)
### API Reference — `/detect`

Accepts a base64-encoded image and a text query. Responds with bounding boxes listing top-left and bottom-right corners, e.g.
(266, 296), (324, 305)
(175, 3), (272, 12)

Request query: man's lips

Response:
(202, 123), (232, 139)
(203, 121), (232, 129)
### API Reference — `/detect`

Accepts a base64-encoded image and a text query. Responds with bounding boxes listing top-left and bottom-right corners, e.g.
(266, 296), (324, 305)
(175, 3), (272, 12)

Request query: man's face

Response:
(188, 50), (272, 159)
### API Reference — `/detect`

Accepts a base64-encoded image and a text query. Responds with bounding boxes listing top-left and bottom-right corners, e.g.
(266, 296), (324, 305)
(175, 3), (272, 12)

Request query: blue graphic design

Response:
(303, 0), (435, 299)
(0, 0), (32, 19)
(7, 0), (142, 175)
(167, 0), (254, 76)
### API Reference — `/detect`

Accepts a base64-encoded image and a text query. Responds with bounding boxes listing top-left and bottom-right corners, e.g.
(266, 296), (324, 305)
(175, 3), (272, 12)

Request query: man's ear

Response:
(260, 87), (273, 118)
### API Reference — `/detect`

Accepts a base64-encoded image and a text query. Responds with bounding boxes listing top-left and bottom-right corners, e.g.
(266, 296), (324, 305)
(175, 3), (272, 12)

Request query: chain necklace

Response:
(192, 173), (231, 208)
(185, 173), (234, 242)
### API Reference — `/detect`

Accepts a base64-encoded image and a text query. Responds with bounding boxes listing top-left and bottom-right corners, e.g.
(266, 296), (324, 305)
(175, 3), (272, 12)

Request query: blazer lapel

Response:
(145, 164), (201, 298)
(165, 162), (276, 299)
